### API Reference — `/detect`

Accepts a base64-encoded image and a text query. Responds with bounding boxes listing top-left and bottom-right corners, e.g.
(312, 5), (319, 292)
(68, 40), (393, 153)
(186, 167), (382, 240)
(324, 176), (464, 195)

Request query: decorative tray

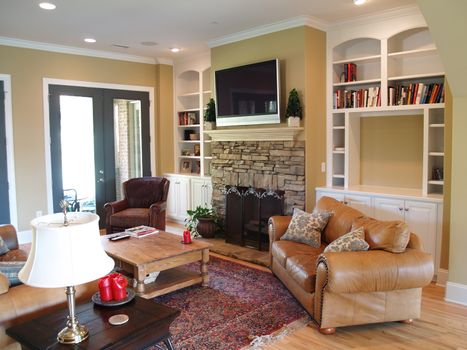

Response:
(92, 288), (136, 307)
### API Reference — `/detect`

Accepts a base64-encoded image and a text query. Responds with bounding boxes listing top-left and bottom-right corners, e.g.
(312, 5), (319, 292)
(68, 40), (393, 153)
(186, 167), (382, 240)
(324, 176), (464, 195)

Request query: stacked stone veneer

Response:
(211, 140), (305, 217)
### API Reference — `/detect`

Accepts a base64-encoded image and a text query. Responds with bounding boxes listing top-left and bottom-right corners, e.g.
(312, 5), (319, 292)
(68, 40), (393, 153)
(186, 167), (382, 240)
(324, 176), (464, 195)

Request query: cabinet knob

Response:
(399, 207), (403, 211)
(404, 208), (409, 212)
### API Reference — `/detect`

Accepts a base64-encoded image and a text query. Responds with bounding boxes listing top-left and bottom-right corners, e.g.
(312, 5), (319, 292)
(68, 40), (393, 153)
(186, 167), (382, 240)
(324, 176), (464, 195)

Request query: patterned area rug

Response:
(149, 256), (308, 350)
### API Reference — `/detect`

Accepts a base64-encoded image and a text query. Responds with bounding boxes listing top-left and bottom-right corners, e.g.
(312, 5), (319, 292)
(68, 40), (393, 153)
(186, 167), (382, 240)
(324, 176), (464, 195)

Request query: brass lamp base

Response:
(57, 323), (89, 344)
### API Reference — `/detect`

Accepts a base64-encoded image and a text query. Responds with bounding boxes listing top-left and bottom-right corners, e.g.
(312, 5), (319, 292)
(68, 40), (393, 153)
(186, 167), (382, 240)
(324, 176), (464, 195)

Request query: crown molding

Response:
(327, 4), (423, 31)
(208, 15), (328, 48)
(0, 36), (170, 65)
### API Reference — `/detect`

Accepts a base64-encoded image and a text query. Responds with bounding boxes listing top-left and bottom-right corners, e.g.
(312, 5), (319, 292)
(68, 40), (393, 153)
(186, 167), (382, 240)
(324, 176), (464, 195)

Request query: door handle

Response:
(97, 178), (104, 183)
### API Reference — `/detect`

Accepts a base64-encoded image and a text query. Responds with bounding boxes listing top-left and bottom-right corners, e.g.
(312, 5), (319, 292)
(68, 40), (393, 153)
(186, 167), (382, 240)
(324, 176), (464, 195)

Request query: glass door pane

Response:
(113, 99), (143, 200)
(59, 95), (96, 213)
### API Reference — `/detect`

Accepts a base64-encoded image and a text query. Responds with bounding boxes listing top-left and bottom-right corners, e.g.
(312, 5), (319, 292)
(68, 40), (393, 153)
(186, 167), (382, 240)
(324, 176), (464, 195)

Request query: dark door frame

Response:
(48, 83), (153, 222)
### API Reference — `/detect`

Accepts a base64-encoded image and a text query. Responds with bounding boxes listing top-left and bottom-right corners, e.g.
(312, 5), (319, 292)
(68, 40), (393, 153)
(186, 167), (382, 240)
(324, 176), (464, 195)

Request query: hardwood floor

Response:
(166, 221), (467, 349)
(263, 282), (467, 350)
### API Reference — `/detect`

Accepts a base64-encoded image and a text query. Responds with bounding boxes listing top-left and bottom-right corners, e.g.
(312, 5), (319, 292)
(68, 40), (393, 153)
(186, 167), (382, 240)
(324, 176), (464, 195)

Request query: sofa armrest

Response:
(149, 201), (167, 230)
(103, 199), (129, 228)
(149, 200), (166, 214)
(0, 273), (8, 295)
(316, 249), (434, 295)
(0, 225), (19, 250)
(268, 216), (291, 243)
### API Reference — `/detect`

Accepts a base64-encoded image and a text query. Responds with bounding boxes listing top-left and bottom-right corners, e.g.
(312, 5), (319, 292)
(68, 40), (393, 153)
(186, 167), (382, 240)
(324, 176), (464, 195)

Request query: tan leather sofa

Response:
(0, 224), (96, 350)
(269, 196), (434, 334)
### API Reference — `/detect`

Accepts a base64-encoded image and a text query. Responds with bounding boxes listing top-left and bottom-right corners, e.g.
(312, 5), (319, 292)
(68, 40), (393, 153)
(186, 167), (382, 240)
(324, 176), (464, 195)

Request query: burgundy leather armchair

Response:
(104, 177), (170, 234)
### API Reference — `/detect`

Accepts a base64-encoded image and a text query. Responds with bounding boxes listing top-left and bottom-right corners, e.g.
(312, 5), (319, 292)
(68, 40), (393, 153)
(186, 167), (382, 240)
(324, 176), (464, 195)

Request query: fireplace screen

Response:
(224, 186), (285, 251)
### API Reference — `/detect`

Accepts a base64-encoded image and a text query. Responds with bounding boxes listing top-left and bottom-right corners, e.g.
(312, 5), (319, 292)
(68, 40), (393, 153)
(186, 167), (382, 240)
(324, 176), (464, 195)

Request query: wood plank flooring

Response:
(167, 221), (467, 349)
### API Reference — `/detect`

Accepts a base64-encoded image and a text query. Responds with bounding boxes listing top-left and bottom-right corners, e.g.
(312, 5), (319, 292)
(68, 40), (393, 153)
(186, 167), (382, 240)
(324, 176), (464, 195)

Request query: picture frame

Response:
(194, 144), (200, 156)
(180, 160), (192, 173)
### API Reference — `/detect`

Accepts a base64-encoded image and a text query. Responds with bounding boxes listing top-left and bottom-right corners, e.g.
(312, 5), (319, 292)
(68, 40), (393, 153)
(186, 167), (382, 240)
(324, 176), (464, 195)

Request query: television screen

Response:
(215, 59), (280, 126)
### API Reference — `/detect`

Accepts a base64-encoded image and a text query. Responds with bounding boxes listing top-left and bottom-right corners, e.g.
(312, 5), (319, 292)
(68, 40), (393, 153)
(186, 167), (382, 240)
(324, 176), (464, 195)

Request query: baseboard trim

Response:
(445, 282), (467, 306)
(436, 268), (449, 287)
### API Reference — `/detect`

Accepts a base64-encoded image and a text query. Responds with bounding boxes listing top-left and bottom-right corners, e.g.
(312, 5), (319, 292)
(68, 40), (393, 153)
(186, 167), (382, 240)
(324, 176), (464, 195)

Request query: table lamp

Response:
(19, 212), (114, 344)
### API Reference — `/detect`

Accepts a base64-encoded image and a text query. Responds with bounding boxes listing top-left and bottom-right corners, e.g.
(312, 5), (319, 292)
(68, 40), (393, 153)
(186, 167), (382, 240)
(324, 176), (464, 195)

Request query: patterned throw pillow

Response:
(0, 236), (10, 256)
(0, 261), (26, 287)
(281, 208), (331, 248)
(324, 227), (369, 253)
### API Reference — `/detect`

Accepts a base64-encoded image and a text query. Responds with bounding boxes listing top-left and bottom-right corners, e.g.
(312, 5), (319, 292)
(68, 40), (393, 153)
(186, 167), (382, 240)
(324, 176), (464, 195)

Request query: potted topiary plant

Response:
(285, 88), (303, 127)
(185, 205), (218, 238)
(204, 98), (216, 130)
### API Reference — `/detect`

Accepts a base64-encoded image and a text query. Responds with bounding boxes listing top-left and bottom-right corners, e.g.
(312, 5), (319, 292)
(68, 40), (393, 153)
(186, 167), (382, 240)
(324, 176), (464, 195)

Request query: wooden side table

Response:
(6, 296), (180, 349)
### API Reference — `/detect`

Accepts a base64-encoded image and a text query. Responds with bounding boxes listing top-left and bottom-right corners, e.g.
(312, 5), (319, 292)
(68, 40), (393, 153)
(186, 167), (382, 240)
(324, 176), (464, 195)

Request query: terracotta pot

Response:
(196, 217), (217, 238)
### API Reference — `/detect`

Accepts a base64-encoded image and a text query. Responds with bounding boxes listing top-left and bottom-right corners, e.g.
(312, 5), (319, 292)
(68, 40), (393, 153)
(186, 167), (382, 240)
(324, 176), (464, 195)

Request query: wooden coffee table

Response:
(101, 231), (212, 299)
(6, 296), (180, 349)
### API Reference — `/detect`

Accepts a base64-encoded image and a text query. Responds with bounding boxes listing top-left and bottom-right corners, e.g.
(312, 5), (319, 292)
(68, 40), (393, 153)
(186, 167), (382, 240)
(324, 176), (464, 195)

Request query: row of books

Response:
(178, 111), (199, 126)
(333, 87), (381, 109)
(388, 83), (444, 106)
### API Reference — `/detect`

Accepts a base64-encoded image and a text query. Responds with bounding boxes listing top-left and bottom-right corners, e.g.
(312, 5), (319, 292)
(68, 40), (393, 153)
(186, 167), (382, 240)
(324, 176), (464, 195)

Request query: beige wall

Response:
(211, 26), (326, 210)
(155, 64), (174, 175)
(360, 116), (423, 189)
(418, 0), (467, 286)
(0, 45), (173, 230)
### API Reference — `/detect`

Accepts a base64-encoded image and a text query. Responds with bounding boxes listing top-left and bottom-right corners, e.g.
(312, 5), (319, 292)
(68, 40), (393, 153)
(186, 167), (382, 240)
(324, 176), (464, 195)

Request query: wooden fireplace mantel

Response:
(204, 127), (304, 142)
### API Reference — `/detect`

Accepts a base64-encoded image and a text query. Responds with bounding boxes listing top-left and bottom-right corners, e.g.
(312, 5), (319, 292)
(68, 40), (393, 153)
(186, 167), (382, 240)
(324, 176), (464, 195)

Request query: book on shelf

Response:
(178, 111), (199, 126)
(333, 86), (380, 109)
(343, 63), (357, 82)
(389, 82), (444, 106)
(125, 225), (159, 238)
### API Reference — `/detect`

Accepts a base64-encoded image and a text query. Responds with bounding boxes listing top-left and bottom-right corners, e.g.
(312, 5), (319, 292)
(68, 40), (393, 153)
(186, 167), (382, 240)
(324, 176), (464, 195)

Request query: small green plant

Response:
(185, 205), (217, 237)
(285, 88), (303, 119)
(204, 98), (216, 122)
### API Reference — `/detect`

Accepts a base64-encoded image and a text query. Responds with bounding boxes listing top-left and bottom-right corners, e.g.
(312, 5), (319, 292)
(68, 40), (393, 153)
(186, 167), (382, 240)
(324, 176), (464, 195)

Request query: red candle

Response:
(98, 275), (113, 302)
(111, 274), (128, 301)
(183, 230), (192, 244)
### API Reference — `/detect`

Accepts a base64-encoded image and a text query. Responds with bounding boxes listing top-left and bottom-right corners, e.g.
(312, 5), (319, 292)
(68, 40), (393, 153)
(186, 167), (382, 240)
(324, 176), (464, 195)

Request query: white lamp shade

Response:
(19, 212), (114, 288)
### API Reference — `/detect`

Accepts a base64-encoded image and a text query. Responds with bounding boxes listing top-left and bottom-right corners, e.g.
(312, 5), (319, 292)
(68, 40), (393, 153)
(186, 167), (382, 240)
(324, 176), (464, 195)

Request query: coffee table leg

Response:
(201, 249), (209, 287)
(134, 266), (145, 294)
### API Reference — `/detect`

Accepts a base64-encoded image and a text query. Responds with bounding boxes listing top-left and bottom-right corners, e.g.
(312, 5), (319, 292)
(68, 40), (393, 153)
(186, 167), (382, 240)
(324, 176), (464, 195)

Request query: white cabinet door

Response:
(373, 197), (405, 222)
(404, 200), (437, 257)
(165, 175), (190, 221)
(191, 178), (206, 209)
(344, 194), (373, 217)
(316, 190), (345, 203)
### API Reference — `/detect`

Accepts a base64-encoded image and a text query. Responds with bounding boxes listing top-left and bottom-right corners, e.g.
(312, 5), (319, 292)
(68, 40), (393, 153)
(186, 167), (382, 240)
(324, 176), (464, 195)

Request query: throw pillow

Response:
(0, 236), (10, 256)
(0, 261), (26, 287)
(324, 227), (369, 253)
(281, 208), (331, 248)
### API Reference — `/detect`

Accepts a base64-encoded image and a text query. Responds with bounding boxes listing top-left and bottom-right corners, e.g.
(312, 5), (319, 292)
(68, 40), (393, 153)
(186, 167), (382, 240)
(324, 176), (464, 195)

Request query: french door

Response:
(0, 81), (10, 223)
(49, 85), (151, 223)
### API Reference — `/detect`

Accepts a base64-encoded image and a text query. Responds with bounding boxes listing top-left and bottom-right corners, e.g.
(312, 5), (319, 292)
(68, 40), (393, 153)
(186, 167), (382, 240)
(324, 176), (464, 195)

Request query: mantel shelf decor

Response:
(204, 127), (304, 142)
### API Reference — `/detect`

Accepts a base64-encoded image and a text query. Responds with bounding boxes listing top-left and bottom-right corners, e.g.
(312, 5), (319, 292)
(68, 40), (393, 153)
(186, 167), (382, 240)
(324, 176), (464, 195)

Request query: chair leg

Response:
(399, 319), (414, 324)
(318, 327), (336, 335)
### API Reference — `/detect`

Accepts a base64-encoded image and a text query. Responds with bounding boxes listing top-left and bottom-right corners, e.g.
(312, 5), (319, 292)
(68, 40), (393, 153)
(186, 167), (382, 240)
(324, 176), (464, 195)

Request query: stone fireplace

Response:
(209, 133), (306, 219)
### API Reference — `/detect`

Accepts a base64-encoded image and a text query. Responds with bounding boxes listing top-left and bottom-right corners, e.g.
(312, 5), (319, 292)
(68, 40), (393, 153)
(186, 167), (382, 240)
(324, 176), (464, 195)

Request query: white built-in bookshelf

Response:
(327, 26), (445, 198)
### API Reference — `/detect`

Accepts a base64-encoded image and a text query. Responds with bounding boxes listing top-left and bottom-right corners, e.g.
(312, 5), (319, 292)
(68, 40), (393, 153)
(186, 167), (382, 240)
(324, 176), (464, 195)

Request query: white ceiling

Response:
(0, 0), (417, 62)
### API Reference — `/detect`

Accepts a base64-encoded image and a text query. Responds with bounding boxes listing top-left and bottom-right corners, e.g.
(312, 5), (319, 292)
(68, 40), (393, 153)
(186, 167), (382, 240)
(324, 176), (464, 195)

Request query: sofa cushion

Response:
(0, 261), (25, 287)
(110, 208), (150, 228)
(280, 208), (330, 248)
(286, 254), (321, 293)
(0, 237), (9, 256)
(313, 196), (365, 244)
(324, 227), (369, 253)
(352, 217), (410, 253)
(272, 240), (326, 267)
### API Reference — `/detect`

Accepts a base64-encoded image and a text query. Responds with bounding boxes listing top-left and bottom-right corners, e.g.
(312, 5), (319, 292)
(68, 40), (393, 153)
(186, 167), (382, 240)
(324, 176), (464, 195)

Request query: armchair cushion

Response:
(281, 208), (331, 248)
(352, 217), (410, 253)
(0, 237), (9, 256)
(324, 227), (369, 253)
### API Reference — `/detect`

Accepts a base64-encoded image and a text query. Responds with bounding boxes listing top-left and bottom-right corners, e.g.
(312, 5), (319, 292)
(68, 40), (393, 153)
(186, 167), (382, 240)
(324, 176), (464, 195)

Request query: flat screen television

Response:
(215, 59), (280, 127)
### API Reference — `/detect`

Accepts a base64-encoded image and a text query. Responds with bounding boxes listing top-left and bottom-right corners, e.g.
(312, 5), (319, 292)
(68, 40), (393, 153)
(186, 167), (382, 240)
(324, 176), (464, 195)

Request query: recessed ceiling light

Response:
(39, 2), (56, 10)
(353, 0), (366, 5)
(84, 38), (96, 43)
(170, 47), (181, 53)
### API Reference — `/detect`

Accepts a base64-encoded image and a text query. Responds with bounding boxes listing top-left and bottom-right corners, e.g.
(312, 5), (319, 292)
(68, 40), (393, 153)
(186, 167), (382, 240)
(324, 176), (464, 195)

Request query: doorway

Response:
(48, 85), (151, 223)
